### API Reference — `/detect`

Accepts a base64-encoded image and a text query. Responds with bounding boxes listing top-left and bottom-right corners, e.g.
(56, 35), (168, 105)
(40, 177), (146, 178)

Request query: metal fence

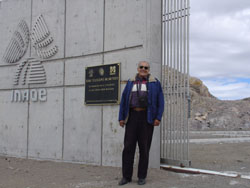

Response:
(161, 0), (190, 167)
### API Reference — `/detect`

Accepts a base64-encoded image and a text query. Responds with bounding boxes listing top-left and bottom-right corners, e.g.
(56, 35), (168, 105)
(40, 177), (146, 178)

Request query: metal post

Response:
(162, 0), (167, 160)
(169, 0), (173, 160)
(186, 0), (190, 162)
(180, 0), (184, 161)
(166, 0), (171, 160)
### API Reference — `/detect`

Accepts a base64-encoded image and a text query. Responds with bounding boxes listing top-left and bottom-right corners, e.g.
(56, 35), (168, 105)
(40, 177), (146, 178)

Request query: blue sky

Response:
(190, 0), (250, 100)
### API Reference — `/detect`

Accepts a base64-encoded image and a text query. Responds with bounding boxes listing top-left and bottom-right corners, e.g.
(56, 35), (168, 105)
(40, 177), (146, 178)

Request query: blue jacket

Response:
(119, 74), (164, 124)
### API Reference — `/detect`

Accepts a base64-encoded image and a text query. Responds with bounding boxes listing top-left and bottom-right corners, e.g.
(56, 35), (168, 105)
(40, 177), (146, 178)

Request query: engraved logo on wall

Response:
(2, 14), (58, 102)
(3, 20), (29, 64)
(31, 15), (58, 59)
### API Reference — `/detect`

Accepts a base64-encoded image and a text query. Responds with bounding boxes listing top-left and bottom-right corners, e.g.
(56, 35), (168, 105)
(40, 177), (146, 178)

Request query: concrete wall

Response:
(0, 0), (162, 168)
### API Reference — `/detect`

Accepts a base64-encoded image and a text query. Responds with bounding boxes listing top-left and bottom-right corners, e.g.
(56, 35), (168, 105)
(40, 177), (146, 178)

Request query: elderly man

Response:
(118, 61), (164, 185)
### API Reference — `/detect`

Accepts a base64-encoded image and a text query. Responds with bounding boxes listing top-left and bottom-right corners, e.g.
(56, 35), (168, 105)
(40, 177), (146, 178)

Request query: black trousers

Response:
(122, 110), (154, 180)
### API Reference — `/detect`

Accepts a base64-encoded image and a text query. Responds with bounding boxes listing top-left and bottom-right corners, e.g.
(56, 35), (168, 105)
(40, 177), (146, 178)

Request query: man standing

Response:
(118, 61), (164, 185)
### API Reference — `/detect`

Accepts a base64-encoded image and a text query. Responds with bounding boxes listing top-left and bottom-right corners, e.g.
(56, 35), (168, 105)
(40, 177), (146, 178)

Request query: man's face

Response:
(137, 62), (150, 78)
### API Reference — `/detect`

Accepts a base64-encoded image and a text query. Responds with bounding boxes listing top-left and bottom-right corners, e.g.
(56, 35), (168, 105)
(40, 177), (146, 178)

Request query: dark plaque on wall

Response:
(85, 63), (120, 105)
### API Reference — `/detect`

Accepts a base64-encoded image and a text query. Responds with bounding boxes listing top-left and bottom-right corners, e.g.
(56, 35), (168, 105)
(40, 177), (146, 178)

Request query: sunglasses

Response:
(139, 66), (149, 70)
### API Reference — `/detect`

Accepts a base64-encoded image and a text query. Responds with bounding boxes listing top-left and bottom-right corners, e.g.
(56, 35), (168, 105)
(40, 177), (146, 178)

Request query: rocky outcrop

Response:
(189, 76), (250, 131)
(189, 77), (215, 98)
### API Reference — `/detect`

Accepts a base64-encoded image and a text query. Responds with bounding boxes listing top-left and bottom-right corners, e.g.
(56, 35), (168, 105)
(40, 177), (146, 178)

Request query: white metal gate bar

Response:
(161, 0), (190, 167)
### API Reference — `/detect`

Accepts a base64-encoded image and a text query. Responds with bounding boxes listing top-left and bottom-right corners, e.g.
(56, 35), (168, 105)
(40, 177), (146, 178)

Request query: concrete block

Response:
(0, 90), (28, 157)
(105, 0), (145, 51)
(149, 126), (161, 168)
(0, 60), (64, 89)
(145, 0), (162, 79)
(0, 66), (17, 90)
(145, 0), (162, 168)
(31, 0), (65, 59)
(0, 0), (31, 21)
(35, 60), (64, 88)
(28, 88), (63, 160)
(102, 104), (124, 167)
(65, 54), (102, 86)
(0, 0), (31, 65)
(104, 48), (145, 81)
(64, 87), (102, 165)
(66, 0), (104, 57)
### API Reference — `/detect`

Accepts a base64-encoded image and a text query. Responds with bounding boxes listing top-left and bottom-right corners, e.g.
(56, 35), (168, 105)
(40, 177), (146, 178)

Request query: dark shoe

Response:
(118, 177), (131, 186)
(138, 178), (146, 185)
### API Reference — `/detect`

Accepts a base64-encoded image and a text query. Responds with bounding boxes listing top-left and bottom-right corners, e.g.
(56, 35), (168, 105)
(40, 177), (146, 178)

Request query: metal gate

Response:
(161, 0), (191, 167)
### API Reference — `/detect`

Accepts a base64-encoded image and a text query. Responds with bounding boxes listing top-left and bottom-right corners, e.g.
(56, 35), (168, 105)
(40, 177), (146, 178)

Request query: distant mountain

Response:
(189, 76), (250, 131)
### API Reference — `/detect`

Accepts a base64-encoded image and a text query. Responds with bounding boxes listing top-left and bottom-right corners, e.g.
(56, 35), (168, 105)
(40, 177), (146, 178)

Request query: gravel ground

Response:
(190, 142), (250, 174)
(0, 142), (250, 188)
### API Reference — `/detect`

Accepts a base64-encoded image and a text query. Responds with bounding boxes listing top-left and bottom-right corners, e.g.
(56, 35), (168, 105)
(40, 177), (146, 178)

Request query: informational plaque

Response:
(85, 63), (120, 105)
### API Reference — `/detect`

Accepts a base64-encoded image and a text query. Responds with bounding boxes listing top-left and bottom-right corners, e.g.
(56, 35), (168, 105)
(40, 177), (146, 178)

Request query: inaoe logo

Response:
(2, 14), (58, 102)
(14, 58), (46, 86)
(11, 88), (47, 102)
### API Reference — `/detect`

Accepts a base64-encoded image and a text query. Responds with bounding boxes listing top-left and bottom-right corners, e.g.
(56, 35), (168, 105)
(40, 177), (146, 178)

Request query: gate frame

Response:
(160, 0), (191, 167)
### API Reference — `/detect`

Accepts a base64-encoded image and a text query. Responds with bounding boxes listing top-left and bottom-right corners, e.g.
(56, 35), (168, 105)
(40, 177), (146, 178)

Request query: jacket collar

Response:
(130, 74), (157, 82)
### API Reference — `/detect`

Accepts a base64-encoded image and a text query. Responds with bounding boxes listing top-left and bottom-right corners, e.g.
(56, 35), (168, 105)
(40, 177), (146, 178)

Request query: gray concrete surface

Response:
(0, 0), (162, 167)
(0, 0), (31, 64)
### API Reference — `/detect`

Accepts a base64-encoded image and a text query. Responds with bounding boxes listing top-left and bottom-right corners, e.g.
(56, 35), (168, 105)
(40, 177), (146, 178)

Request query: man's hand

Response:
(119, 120), (125, 127)
(153, 119), (160, 126)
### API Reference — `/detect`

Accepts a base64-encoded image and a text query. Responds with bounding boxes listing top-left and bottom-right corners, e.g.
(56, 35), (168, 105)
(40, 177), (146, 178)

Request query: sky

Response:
(190, 0), (250, 100)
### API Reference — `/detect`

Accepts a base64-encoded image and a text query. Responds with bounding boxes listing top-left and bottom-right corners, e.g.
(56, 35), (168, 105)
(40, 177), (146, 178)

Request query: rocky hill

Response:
(189, 77), (250, 131)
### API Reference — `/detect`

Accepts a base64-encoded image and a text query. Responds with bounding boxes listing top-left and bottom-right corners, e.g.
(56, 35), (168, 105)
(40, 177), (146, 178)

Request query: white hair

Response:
(138, 61), (150, 68)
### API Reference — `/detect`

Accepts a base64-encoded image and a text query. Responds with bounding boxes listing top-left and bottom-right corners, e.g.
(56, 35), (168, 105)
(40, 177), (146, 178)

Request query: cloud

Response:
(190, 0), (250, 99)
(203, 78), (250, 100)
(191, 0), (250, 16)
